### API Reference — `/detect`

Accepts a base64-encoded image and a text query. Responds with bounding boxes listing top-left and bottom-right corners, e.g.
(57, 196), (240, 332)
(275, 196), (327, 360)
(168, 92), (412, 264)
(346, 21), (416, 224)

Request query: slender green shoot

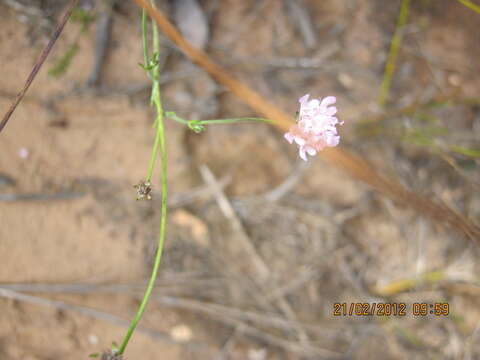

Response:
(142, 9), (149, 72)
(165, 111), (272, 133)
(456, 0), (480, 14)
(378, 0), (411, 106)
(117, 4), (167, 355)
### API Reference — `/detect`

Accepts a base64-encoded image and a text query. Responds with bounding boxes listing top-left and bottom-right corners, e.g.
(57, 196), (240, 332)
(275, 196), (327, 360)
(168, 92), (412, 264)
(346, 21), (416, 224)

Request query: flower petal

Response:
(284, 132), (294, 144)
(294, 136), (306, 146)
(326, 134), (340, 147)
(306, 146), (317, 156)
(299, 147), (308, 161)
(298, 94), (310, 105)
(308, 99), (320, 108)
(325, 106), (337, 116)
(320, 96), (336, 107)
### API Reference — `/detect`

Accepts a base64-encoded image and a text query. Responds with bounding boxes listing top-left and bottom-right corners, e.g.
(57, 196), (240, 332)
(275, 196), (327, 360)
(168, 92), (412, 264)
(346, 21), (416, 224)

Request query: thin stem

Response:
(118, 120), (166, 355)
(198, 117), (272, 125)
(0, 0), (79, 133)
(166, 111), (272, 127)
(145, 126), (161, 182)
(118, 2), (167, 354)
(165, 111), (189, 125)
(141, 9), (149, 70)
(456, 0), (480, 14)
(377, 0), (410, 106)
(145, 1), (162, 182)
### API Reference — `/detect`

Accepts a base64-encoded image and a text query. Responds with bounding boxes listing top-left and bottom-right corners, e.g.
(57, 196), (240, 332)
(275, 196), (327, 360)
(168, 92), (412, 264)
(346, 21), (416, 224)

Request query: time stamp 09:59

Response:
(333, 302), (450, 317)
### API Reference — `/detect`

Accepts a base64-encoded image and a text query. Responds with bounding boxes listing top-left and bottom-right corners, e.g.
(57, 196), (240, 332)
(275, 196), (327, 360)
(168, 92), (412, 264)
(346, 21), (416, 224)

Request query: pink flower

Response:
(284, 94), (343, 161)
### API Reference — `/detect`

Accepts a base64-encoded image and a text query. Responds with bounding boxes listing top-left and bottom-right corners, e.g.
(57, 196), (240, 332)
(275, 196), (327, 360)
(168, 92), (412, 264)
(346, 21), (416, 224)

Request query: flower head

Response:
(285, 94), (343, 161)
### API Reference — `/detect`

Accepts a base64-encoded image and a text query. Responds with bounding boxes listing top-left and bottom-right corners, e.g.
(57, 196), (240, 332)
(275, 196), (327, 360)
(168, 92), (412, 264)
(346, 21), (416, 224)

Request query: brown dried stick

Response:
(132, 0), (480, 242)
(0, 0), (79, 133)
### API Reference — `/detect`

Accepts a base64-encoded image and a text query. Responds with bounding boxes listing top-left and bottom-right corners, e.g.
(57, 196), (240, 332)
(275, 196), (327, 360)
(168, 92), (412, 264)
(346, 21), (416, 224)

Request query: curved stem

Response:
(197, 117), (272, 125)
(165, 112), (272, 127)
(118, 2), (167, 354)
(118, 114), (166, 355)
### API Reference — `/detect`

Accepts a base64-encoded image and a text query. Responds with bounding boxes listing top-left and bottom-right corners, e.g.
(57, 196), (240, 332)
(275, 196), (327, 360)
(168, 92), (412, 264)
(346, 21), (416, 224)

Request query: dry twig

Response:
(0, 0), (79, 132)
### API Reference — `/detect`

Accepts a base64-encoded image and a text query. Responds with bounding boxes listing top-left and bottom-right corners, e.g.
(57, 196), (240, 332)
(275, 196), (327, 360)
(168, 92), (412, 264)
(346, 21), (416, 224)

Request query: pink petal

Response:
(298, 94), (310, 104)
(299, 147), (308, 161)
(308, 99), (320, 108)
(306, 146), (317, 156)
(320, 96), (336, 107)
(294, 136), (306, 146)
(284, 132), (294, 144)
(325, 106), (337, 116)
(326, 134), (340, 147)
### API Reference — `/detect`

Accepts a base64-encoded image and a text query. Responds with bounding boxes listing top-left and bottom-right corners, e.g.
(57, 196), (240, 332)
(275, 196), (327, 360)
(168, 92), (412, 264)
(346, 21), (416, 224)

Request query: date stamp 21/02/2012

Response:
(333, 302), (449, 317)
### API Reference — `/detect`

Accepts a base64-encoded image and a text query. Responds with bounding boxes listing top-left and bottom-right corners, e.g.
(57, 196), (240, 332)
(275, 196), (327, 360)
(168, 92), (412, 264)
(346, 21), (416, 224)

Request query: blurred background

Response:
(0, 0), (479, 359)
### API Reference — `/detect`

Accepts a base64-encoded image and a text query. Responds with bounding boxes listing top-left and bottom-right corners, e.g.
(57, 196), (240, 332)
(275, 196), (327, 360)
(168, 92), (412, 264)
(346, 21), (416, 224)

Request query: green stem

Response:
(141, 9), (149, 70)
(118, 2), (167, 355)
(145, 2), (162, 182)
(145, 125), (161, 182)
(166, 111), (272, 127)
(165, 111), (189, 125)
(197, 117), (272, 125)
(378, 0), (410, 106)
(456, 0), (480, 14)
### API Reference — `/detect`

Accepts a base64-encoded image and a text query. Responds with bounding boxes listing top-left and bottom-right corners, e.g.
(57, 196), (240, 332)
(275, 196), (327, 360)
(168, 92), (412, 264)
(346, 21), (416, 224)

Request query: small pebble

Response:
(170, 324), (192, 342)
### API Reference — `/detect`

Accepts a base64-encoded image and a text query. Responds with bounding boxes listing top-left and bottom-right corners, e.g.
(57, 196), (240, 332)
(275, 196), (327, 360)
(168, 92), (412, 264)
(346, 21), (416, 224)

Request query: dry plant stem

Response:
(158, 296), (341, 358)
(199, 165), (270, 280)
(118, 7), (167, 355)
(0, 0), (79, 133)
(199, 165), (312, 347)
(378, 0), (410, 106)
(132, 0), (480, 242)
(456, 0), (480, 13)
(263, 160), (311, 202)
(0, 191), (84, 202)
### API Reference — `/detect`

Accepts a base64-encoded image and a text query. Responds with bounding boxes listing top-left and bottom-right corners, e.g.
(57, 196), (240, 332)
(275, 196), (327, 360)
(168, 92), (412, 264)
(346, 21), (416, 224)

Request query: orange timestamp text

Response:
(333, 302), (449, 317)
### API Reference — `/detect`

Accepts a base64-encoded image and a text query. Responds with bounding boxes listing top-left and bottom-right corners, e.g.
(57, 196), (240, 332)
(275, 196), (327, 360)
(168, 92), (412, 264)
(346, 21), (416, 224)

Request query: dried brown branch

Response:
(0, 0), (79, 133)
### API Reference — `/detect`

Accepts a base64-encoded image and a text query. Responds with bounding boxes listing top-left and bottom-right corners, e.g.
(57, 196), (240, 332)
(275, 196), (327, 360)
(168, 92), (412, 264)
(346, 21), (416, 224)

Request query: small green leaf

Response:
(88, 353), (100, 358)
(138, 52), (160, 71)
